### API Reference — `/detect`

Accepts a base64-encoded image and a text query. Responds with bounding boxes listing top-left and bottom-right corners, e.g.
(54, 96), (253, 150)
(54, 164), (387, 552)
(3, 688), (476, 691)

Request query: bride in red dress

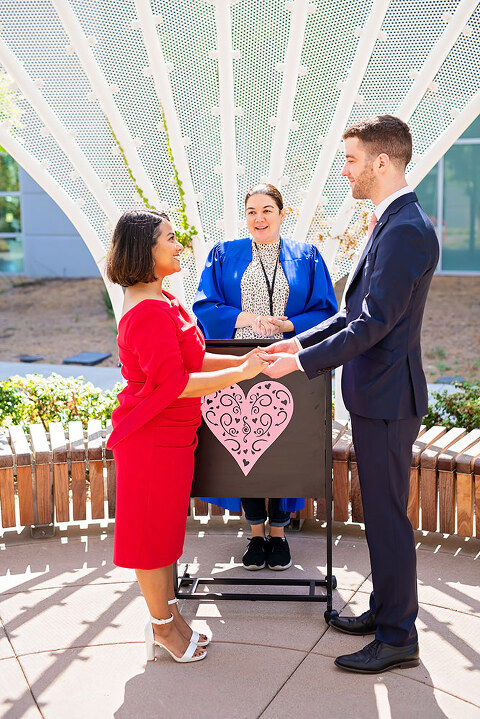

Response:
(106, 209), (268, 664)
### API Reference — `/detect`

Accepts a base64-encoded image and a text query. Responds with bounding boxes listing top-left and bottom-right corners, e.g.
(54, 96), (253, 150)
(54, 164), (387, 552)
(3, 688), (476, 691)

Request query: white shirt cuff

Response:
(295, 353), (304, 372)
(293, 336), (303, 350)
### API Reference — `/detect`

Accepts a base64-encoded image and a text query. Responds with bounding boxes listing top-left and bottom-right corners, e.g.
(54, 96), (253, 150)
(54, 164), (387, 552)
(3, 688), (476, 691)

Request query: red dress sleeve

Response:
(107, 302), (189, 448)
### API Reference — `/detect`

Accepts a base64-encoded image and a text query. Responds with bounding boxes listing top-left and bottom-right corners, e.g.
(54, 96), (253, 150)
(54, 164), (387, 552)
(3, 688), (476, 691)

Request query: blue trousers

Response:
(241, 498), (291, 527)
(351, 412), (421, 647)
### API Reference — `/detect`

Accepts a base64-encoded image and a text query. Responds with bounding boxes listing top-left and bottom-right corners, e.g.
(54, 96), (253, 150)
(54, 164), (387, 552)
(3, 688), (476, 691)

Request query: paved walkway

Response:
(0, 517), (479, 718)
(0, 361), (122, 390)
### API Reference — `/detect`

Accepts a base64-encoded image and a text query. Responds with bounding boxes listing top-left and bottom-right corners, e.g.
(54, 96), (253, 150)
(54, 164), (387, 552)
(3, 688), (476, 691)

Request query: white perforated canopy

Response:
(0, 0), (479, 319)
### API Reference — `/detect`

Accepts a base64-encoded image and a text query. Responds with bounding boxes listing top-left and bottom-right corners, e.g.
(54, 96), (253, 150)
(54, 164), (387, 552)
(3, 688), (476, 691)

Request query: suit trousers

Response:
(350, 412), (421, 647)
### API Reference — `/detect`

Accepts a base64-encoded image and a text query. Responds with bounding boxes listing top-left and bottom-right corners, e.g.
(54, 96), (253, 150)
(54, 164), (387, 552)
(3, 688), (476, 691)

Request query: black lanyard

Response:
(254, 242), (280, 316)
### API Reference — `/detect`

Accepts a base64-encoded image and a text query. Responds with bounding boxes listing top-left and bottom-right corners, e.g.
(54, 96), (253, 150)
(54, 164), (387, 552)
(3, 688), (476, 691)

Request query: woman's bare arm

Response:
(201, 352), (243, 371)
(201, 348), (264, 372)
(180, 353), (269, 398)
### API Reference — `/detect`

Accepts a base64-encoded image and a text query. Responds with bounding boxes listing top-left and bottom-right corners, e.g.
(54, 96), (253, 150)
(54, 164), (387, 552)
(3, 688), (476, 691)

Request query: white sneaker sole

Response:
(243, 562), (266, 570)
(268, 560), (293, 570)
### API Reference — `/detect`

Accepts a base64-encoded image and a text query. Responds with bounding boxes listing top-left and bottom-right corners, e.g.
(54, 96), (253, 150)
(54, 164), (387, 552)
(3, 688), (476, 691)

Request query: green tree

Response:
(0, 153), (19, 192)
(0, 71), (23, 153)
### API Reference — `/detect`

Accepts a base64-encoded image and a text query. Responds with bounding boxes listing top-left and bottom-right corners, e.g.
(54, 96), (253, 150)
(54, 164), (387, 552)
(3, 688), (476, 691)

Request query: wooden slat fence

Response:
(0, 420), (479, 538)
(0, 421), (115, 530)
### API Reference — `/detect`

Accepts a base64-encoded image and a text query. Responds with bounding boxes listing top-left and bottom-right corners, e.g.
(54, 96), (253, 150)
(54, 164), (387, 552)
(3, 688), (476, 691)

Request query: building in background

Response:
(1, 115), (479, 278)
(415, 115), (480, 273)
(0, 157), (99, 277)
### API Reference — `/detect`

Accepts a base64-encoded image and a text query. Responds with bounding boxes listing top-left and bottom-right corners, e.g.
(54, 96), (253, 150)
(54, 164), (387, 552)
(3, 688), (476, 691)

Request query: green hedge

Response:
(423, 382), (480, 433)
(0, 374), (478, 434)
(0, 373), (122, 429)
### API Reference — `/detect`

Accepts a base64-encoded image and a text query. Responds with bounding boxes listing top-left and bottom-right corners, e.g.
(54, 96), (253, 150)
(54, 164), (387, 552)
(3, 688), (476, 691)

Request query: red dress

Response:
(107, 294), (205, 569)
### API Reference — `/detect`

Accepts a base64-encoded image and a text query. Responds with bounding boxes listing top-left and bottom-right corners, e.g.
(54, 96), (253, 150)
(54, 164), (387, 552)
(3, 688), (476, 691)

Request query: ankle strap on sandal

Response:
(167, 598), (179, 605)
(150, 613), (174, 625)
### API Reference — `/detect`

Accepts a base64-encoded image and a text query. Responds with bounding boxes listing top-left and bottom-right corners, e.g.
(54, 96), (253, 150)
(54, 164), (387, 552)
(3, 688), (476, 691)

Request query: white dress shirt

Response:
(374, 184), (413, 224)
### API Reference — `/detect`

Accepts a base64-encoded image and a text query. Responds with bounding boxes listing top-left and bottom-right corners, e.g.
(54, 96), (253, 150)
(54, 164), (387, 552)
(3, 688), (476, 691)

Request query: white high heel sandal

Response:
(168, 597), (210, 647)
(145, 613), (207, 663)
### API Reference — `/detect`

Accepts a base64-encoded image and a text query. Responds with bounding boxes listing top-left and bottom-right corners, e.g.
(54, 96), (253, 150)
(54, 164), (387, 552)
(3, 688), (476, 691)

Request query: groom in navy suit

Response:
(261, 115), (439, 673)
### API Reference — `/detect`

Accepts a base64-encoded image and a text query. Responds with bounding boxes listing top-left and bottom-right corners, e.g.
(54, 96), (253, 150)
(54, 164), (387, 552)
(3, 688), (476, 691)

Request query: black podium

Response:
(175, 340), (335, 618)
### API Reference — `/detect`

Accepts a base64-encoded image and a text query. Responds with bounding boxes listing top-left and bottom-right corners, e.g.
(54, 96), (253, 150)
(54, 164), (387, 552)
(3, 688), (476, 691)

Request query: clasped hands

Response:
(246, 337), (299, 379)
(251, 314), (292, 336)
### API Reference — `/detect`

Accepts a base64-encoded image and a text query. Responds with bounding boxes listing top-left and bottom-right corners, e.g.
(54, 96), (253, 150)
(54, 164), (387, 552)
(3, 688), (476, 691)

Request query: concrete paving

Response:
(0, 361), (122, 391)
(0, 517), (479, 719)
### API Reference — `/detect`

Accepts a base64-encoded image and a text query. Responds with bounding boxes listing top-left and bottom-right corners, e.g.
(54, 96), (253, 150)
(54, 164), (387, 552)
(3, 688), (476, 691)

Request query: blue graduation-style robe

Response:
(193, 236), (338, 514)
(193, 237), (337, 340)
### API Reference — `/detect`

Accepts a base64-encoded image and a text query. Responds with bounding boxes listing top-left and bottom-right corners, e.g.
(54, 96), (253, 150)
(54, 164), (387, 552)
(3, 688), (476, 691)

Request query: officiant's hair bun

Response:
(106, 209), (169, 286)
(245, 183), (283, 212)
(343, 115), (412, 169)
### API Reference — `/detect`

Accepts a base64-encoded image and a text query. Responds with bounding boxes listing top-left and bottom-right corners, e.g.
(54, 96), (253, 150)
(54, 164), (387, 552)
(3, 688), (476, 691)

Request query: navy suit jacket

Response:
(298, 192), (439, 420)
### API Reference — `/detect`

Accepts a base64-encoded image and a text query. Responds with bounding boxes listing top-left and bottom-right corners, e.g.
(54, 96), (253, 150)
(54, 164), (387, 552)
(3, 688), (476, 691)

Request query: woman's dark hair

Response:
(106, 209), (169, 286)
(245, 183), (283, 212)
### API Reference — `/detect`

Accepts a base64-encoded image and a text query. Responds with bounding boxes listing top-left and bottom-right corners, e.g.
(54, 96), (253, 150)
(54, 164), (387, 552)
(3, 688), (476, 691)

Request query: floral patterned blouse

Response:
(234, 239), (289, 340)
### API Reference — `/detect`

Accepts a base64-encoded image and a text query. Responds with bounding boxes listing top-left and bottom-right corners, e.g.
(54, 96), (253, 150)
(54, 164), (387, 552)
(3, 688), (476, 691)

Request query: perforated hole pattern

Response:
(0, 0), (477, 309)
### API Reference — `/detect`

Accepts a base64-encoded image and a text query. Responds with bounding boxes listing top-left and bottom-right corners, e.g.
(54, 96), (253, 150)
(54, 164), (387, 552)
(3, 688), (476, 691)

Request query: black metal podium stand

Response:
(174, 340), (336, 621)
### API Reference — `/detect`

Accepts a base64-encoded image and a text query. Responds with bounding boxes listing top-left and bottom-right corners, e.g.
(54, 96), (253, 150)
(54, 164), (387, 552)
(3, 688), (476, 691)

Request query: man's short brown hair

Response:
(106, 209), (169, 286)
(343, 115), (412, 169)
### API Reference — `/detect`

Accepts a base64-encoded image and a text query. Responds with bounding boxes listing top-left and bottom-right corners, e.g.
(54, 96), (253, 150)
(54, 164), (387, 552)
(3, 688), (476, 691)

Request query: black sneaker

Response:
(242, 537), (267, 570)
(266, 536), (292, 570)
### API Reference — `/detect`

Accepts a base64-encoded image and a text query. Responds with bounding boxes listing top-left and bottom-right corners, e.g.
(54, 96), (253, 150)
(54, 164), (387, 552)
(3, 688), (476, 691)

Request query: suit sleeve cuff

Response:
(294, 353), (304, 372)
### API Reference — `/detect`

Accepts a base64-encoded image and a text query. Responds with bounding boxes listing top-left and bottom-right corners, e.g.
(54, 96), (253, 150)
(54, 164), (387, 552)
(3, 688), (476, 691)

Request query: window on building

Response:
(416, 115), (480, 273)
(0, 152), (23, 273)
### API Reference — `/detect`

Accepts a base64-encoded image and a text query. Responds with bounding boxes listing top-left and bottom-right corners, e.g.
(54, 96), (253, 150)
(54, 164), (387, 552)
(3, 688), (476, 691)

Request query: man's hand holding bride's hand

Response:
(260, 336), (298, 355)
(237, 333), (300, 378)
(257, 351), (299, 379)
(240, 350), (276, 379)
(240, 347), (265, 361)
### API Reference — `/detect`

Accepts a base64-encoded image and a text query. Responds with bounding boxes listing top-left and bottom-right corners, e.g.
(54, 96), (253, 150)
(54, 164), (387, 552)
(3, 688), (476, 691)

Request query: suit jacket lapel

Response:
(346, 192), (418, 294)
(346, 220), (383, 291)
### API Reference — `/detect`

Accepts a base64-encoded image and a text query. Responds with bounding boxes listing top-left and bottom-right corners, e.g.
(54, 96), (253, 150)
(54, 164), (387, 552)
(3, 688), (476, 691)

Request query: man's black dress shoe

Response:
(335, 639), (420, 674)
(328, 610), (377, 635)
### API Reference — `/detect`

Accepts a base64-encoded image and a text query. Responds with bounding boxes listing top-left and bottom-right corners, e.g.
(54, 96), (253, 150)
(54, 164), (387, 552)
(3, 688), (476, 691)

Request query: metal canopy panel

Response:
(0, 0), (478, 317)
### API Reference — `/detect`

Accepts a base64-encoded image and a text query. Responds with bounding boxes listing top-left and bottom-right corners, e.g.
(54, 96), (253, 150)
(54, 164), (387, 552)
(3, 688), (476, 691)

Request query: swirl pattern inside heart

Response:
(202, 381), (294, 475)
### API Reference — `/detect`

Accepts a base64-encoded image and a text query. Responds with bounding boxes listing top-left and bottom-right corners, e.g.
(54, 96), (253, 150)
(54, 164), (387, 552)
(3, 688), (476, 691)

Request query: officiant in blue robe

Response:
(192, 183), (337, 570)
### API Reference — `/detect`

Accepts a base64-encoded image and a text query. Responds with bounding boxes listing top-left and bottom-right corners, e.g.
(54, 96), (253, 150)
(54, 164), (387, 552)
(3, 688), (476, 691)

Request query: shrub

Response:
(423, 382), (480, 432)
(0, 373), (123, 430)
(102, 288), (115, 319)
(2, 374), (477, 434)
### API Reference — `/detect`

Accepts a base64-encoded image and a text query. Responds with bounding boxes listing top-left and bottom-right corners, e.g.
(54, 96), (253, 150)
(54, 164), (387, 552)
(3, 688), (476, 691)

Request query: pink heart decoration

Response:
(202, 381), (294, 475)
